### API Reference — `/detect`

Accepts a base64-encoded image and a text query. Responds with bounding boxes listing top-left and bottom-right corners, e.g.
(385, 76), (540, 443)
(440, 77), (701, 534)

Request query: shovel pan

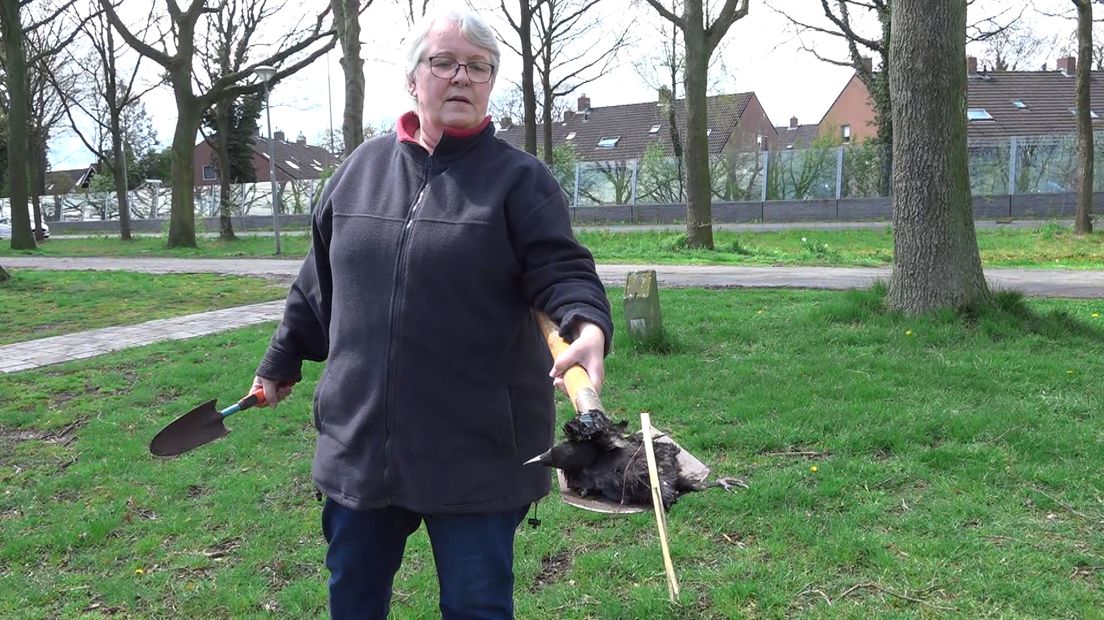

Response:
(150, 388), (266, 457)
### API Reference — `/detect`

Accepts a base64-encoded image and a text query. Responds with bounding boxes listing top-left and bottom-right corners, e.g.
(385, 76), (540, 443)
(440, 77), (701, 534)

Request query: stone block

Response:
(623, 269), (663, 345)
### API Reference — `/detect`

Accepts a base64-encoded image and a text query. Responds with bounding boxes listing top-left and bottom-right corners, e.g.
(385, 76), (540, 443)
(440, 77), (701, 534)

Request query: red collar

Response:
(396, 111), (492, 144)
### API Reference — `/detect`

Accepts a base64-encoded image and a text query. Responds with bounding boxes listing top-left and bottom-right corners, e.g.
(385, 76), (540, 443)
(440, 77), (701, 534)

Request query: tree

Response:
(980, 16), (1051, 71)
(0, 0), (84, 250)
(200, 94), (262, 238)
(332, 0), (376, 158)
(531, 0), (630, 165)
(55, 8), (158, 241)
(644, 0), (749, 249)
(100, 0), (336, 247)
(1073, 0), (1094, 234)
(887, 0), (989, 313)
(499, 0), (545, 155)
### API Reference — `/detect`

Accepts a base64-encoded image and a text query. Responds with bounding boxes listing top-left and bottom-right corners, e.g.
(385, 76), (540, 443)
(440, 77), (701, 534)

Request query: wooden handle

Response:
(533, 310), (604, 415)
(640, 412), (680, 601)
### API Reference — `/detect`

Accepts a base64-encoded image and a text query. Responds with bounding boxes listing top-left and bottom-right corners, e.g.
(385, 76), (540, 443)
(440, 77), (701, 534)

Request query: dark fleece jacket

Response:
(257, 115), (612, 514)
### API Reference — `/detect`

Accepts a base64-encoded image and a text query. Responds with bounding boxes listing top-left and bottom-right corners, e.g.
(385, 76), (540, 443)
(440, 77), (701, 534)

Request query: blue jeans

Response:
(321, 498), (529, 620)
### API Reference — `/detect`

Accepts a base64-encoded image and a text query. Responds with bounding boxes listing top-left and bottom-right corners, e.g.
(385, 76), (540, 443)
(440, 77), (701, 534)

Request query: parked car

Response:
(0, 218), (49, 239)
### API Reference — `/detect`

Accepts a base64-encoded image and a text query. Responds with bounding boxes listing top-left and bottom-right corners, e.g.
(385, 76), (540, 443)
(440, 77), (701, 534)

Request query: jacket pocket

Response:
(498, 386), (518, 457)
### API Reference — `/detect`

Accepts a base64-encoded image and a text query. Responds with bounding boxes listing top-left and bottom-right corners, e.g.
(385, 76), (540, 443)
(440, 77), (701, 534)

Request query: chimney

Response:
(296, 133), (307, 145)
(563, 110), (575, 123)
(500, 116), (513, 129)
(577, 93), (590, 112)
(966, 56), (978, 74)
(657, 86), (672, 107)
(1057, 55), (1076, 76)
(859, 56), (872, 75)
(789, 116), (798, 129)
(273, 130), (286, 142)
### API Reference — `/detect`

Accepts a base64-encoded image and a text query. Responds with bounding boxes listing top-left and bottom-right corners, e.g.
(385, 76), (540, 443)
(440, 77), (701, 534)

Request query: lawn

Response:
(0, 270), (288, 345)
(5, 223), (1104, 269)
(1, 287), (1101, 618)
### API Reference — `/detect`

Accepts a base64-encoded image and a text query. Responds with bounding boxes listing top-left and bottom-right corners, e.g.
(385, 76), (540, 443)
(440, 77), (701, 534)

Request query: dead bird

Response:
(525, 412), (745, 510)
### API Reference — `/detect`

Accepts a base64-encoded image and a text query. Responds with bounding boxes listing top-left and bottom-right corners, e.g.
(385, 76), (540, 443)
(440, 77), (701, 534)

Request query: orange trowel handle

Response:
(533, 310), (605, 416)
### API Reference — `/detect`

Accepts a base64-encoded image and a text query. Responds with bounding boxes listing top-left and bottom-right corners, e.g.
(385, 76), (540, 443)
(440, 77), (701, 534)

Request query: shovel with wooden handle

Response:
(149, 388), (267, 457)
(532, 310), (605, 434)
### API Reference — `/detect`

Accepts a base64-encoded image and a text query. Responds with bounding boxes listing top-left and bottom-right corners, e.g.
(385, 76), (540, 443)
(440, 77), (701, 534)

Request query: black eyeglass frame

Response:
(425, 56), (496, 83)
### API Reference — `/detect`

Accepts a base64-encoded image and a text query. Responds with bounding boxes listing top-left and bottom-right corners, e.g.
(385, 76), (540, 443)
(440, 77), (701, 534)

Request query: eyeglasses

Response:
(426, 56), (495, 84)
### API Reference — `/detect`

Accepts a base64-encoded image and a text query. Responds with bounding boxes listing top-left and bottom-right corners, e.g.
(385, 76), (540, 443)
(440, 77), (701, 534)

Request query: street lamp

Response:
(255, 64), (281, 255)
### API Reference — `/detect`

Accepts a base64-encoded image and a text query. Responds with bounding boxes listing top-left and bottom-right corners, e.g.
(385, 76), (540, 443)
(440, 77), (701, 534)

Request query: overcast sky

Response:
(49, 0), (1077, 170)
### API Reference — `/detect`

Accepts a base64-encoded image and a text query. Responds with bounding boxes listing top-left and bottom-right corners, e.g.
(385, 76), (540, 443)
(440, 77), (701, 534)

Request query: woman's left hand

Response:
(549, 320), (606, 394)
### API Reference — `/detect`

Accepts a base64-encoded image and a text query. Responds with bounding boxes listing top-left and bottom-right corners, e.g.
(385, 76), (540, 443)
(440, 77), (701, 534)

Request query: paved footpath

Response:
(2, 256), (1101, 374)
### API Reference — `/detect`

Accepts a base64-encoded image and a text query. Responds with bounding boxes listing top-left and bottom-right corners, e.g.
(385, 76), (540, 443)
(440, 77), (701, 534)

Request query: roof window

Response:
(1012, 100), (1027, 109)
(967, 108), (993, 121)
(1070, 107), (1100, 118)
(565, 131), (576, 140)
(649, 124), (661, 134)
(597, 136), (620, 148)
(706, 128), (713, 136)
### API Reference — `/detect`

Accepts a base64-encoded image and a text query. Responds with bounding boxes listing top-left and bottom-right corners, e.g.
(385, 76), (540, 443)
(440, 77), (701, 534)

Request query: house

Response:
(43, 164), (97, 195)
(773, 116), (822, 150)
(192, 131), (337, 186)
(809, 55), (1104, 143)
(495, 89), (779, 161)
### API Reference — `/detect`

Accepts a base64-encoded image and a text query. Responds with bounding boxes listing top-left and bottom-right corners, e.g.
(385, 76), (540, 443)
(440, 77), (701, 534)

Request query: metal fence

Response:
(0, 179), (324, 223)
(1, 132), (1100, 222)
(553, 132), (1104, 208)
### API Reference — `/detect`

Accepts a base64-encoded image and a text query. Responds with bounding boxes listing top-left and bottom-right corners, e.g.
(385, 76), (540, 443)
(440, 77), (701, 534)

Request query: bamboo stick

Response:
(640, 412), (679, 602)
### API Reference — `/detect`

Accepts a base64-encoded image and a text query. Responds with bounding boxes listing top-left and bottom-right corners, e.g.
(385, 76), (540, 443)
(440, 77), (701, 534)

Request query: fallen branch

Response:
(836, 582), (957, 612)
(1032, 487), (1089, 520)
(763, 450), (829, 458)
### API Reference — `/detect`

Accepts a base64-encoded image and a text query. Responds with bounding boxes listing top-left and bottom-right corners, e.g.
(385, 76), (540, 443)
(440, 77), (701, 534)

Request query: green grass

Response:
(2, 287), (1102, 617)
(7, 224), (1104, 268)
(0, 270), (287, 345)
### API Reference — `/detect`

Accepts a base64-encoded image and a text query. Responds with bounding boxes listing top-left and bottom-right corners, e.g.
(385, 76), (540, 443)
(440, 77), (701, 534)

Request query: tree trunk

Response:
(887, 0), (989, 313)
(1074, 0), (1094, 234)
(1, 0), (34, 250)
(333, 0), (364, 157)
(681, 1), (713, 249)
(110, 111), (132, 240)
(0, 264), (9, 282)
(213, 100), (238, 240)
(519, 0), (538, 155)
(169, 86), (200, 248)
(541, 69), (554, 166)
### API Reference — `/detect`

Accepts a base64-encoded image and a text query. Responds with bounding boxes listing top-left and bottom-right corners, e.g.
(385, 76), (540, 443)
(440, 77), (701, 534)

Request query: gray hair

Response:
(404, 8), (501, 88)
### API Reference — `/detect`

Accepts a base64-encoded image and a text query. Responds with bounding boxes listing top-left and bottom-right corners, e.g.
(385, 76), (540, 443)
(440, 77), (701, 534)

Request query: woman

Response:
(252, 8), (612, 619)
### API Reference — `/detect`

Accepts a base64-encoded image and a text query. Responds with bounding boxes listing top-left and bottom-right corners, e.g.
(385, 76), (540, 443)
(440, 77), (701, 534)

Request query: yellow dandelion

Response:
(905, 330), (913, 336)
(1067, 370), (1074, 375)
(1093, 312), (1100, 319)
(134, 568), (145, 576)
(810, 465), (818, 473)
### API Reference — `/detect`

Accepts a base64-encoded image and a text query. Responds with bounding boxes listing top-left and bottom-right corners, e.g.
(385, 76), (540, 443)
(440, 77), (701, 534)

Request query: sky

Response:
(48, 0), (1077, 170)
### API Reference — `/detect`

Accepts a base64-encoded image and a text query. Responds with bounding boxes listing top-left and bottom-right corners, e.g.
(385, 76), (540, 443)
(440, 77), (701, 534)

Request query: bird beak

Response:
(524, 449), (552, 466)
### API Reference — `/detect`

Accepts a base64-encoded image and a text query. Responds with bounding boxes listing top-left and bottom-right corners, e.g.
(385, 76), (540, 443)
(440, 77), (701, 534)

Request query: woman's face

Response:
(409, 21), (496, 132)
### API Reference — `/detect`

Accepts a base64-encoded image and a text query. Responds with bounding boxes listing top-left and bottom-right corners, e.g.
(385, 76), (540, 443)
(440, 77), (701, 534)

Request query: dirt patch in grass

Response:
(529, 549), (573, 592)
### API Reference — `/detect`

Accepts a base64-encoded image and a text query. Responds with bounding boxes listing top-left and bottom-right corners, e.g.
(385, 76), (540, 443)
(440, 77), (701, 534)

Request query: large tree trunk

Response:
(169, 88), (201, 248)
(29, 133), (46, 240)
(681, 1), (713, 249)
(519, 0), (538, 155)
(1074, 0), (1094, 234)
(0, 264), (9, 282)
(1, 0), (34, 250)
(333, 0), (364, 157)
(887, 0), (989, 313)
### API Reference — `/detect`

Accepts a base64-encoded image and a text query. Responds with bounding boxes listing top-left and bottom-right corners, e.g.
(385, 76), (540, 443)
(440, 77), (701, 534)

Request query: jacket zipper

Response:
(382, 155), (431, 500)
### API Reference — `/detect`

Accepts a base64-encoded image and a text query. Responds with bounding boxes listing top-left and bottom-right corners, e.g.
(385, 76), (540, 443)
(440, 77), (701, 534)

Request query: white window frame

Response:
(597, 136), (620, 148)
(967, 108), (994, 121)
(202, 165), (217, 180)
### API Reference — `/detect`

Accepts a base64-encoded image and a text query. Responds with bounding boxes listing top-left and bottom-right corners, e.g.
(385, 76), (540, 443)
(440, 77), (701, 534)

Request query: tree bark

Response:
(170, 78), (201, 248)
(541, 67), (554, 165)
(213, 99), (238, 240)
(519, 0), (538, 155)
(111, 113), (133, 240)
(681, 0), (712, 249)
(1074, 0), (1094, 234)
(1, 0), (34, 250)
(333, 0), (364, 157)
(887, 0), (989, 313)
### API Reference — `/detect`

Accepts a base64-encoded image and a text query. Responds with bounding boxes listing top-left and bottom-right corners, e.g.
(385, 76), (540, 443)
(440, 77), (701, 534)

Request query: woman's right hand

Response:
(252, 375), (296, 408)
